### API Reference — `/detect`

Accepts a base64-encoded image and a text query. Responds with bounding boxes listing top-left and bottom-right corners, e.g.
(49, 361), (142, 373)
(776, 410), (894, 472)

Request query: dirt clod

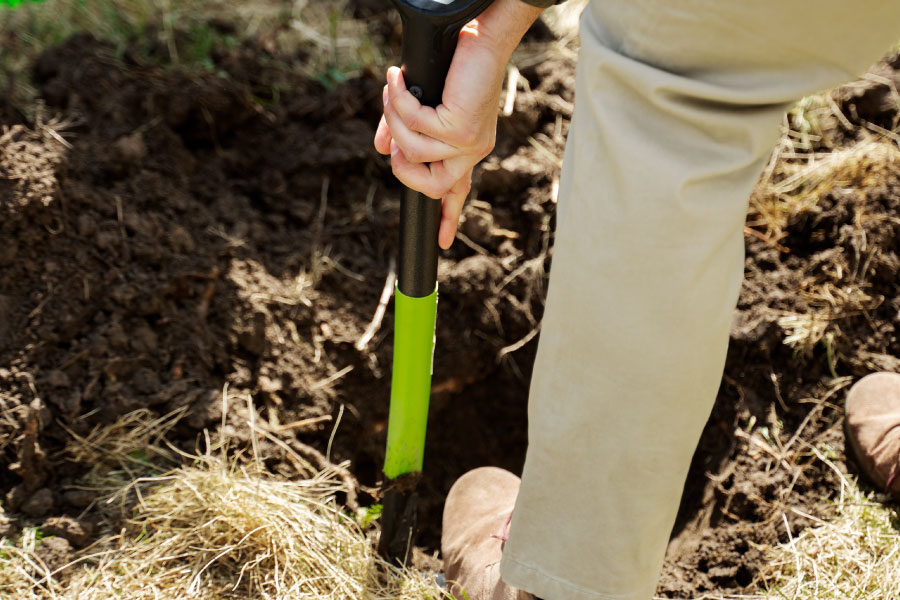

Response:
(21, 488), (55, 518)
(41, 516), (95, 547)
(33, 536), (72, 573)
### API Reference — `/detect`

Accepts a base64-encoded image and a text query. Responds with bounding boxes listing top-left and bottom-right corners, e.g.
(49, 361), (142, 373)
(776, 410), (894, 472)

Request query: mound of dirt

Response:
(1, 24), (899, 600)
(0, 29), (562, 554)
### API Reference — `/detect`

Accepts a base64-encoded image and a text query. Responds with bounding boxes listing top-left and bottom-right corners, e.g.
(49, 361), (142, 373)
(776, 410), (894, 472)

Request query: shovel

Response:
(378, 0), (495, 566)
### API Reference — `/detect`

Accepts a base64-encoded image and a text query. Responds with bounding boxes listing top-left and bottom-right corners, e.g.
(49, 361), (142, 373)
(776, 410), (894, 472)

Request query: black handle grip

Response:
(390, 0), (494, 297)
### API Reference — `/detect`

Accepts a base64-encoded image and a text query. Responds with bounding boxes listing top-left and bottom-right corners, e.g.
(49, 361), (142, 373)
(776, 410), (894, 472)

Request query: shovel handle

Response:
(392, 0), (494, 297)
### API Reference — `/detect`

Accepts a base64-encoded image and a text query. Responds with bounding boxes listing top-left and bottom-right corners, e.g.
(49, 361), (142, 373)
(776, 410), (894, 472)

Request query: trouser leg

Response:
(500, 3), (900, 600)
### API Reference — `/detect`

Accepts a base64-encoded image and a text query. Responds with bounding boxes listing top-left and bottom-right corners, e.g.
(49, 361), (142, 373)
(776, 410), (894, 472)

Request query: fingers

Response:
(389, 143), (469, 200)
(385, 67), (448, 140)
(439, 173), (472, 249)
(374, 113), (392, 155)
(385, 67), (487, 153)
(376, 65), (495, 199)
(383, 91), (459, 163)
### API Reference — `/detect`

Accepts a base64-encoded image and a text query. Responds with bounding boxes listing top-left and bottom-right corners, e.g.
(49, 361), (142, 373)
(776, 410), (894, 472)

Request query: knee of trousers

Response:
(585, 0), (900, 97)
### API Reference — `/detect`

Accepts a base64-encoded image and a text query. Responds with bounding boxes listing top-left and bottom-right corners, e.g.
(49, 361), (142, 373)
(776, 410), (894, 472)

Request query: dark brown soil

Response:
(1, 20), (899, 599)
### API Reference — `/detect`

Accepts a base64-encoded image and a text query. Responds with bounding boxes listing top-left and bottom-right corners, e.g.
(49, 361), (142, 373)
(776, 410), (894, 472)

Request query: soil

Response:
(1, 16), (899, 598)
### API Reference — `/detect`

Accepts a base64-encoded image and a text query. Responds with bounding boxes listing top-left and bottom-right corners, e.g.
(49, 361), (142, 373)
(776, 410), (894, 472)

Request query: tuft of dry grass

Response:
(777, 281), (882, 358)
(0, 409), (446, 600)
(746, 89), (900, 357)
(649, 451), (900, 600)
(750, 134), (900, 248)
(0, 112), (71, 211)
(759, 468), (900, 599)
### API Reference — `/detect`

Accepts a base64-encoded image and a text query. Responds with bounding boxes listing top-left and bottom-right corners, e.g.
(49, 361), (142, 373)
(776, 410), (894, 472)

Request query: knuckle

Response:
(403, 145), (423, 164)
(405, 110), (421, 132)
(425, 183), (444, 200)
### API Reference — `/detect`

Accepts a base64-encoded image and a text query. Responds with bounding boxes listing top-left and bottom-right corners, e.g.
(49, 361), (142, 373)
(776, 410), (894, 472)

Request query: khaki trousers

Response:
(500, 3), (900, 599)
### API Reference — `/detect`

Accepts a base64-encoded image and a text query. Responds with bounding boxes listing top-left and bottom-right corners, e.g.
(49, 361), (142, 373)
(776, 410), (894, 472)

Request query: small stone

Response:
(51, 390), (82, 417)
(5, 485), (27, 511)
(131, 325), (158, 354)
(76, 214), (98, 238)
(95, 229), (120, 252)
(44, 369), (70, 388)
(62, 489), (95, 509)
(110, 284), (137, 307)
(132, 367), (160, 395)
(186, 389), (224, 429)
(0, 240), (18, 267)
(33, 536), (71, 573)
(106, 322), (128, 349)
(168, 226), (194, 253)
(41, 516), (94, 547)
(237, 312), (267, 356)
(114, 131), (146, 164)
(258, 375), (282, 393)
(21, 488), (55, 518)
(123, 211), (153, 236)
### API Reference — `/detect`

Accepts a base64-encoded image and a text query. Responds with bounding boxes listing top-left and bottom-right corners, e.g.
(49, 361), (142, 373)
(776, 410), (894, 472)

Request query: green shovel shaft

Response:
(383, 285), (437, 479)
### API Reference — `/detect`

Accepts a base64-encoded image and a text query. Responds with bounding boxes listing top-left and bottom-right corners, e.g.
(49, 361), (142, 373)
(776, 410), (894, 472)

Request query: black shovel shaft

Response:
(391, 0), (495, 297)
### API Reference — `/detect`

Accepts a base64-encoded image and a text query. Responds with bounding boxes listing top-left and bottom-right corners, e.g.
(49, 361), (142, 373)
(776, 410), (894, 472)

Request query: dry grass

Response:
(747, 91), (900, 356)
(651, 457), (900, 600)
(749, 132), (900, 248)
(0, 409), (446, 600)
(759, 470), (900, 599)
(0, 112), (71, 211)
(5, 407), (896, 600)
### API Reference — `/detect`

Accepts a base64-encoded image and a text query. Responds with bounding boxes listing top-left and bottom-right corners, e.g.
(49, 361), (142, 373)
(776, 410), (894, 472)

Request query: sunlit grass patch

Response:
(759, 474), (900, 599)
(0, 408), (447, 600)
(747, 89), (900, 359)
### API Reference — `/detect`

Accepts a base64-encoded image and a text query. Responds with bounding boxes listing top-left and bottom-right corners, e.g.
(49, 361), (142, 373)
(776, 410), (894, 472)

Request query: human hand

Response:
(374, 0), (543, 249)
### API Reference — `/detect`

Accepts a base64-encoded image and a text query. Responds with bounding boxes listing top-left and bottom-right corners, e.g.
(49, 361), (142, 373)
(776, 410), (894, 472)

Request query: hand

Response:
(374, 0), (543, 249)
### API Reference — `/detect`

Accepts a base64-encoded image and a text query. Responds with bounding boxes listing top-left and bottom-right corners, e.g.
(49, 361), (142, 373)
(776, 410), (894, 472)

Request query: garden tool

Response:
(378, 0), (494, 566)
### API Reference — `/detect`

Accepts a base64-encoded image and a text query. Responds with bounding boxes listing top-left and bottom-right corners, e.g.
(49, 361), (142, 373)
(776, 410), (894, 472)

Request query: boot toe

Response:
(441, 467), (523, 600)
(845, 372), (900, 497)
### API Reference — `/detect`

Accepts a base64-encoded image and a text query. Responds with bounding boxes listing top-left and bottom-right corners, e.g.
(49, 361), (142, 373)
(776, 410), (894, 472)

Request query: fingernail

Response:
(382, 86), (389, 105)
(390, 140), (400, 157)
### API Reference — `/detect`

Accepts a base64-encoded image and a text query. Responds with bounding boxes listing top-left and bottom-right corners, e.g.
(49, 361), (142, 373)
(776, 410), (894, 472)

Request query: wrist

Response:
(473, 0), (544, 61)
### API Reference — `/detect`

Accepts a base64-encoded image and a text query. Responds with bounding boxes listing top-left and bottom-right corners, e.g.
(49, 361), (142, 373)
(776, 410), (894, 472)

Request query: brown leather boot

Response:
(844, 372), (900, 498)
(441, 467), (533, 600)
